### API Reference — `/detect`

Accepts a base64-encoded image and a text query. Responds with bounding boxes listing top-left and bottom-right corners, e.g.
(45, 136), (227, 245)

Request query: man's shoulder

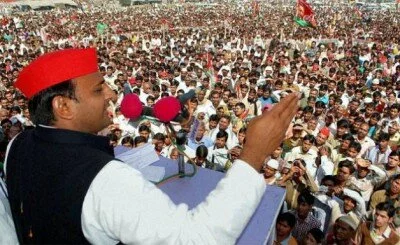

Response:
(371, 189), (387, 201)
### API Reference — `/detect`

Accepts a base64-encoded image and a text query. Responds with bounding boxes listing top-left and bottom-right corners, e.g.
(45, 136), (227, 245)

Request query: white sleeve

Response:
(320, 156), (334, 176)
(82, 159), (265, 245)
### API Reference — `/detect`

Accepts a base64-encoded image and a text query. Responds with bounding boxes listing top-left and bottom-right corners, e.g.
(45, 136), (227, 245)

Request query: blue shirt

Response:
(258, 97), (274, 108)
(187, 136), (214, 151)
(316, 94), (329, 105)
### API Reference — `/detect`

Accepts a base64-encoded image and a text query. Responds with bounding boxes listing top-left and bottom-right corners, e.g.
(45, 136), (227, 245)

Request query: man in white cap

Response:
(262, 159), (280, 185)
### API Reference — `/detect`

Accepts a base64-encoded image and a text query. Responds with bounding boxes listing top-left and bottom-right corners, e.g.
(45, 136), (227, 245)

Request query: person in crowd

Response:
(355, 202), (400, 244)
(290, 191), (322, 242)
(326, 215), (358, 245)
(273, 212), (298, 245)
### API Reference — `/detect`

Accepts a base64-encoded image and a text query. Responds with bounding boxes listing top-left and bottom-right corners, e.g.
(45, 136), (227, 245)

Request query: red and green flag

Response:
(294, 0), (316, 28)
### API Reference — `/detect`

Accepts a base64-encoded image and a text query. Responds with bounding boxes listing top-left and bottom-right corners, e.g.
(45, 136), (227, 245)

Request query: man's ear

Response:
(52, 95), (74, 121)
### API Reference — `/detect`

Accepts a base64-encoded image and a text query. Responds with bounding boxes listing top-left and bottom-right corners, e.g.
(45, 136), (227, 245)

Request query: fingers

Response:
(265, 93), (298, 122)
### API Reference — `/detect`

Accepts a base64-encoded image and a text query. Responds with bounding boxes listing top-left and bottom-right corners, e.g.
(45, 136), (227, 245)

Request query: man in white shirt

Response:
(356, 123), (376, 158)
(209, 115), (239, 149)
(4, 48), (299, 244)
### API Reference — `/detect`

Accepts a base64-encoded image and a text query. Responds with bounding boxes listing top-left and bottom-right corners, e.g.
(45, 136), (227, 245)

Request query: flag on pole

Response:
(96, 22), (108, 35)
(294, 0), (316, 28)
(252, 0), (260, 18)
(353, 7), (362, 19)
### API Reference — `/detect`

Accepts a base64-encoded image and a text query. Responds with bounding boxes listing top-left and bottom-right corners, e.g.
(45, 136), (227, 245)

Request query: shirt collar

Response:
(370, 224), (392, 239)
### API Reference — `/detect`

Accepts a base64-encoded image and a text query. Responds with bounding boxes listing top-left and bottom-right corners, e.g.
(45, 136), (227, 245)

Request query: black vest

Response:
(6, 126), (115, 244)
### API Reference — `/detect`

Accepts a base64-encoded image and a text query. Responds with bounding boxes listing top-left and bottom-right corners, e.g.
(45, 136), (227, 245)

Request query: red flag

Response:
(252, 0), (260, 17)
(297, 0), (314, 18)
(296, 0), (316, 27)
(206, 53), (213, 70)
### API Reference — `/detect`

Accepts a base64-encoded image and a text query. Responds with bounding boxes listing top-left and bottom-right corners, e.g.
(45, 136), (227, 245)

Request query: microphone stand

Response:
(165, 123), (186, 177)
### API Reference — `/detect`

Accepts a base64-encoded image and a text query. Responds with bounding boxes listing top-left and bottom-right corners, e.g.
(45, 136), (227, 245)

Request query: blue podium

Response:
(152, 156), (285, 244)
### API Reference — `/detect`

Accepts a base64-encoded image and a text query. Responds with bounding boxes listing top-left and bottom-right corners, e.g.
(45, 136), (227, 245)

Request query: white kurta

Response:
(81, 159), (265, 244)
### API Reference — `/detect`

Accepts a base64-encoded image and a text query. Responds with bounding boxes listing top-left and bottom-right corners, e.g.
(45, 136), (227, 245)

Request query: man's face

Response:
(209, 120), (218, 130)
(196, 126), (205, 139)
(139, 130), (150, 140)
(276, 220), (292, 237)
(379, 140), (389, 151)
(337, 167), (351, 182)
(390, 108), (399, 119)
(334, 220), (354, 241)
(272, 147), (283, 158)
(347, 147), (359, 159)
(234, 105), (244, 117)
(390, 178), (400, 195)
(388, 154), (400, 168)
(337, 126), (348, 137)
(301, 139), (313, 153)
(374, 210), (391, 229)
(297, 202), (312, 218)
(211, 93), (220, 107)
(262, 90), (270, 98)
(0, 109), (8, 120)
(316, 133), (327, 146)
(343, 196), (356, 213)
(142, 83), (152, 94)
(357, 124), (369, 139)
(222, 91), (230, 102)
(263, 165), (276, 178)
(219, 118), (229, 130)
(197, 91), (206, 102)
(70, 72), (117, 134)
(215, 137), (226, 148)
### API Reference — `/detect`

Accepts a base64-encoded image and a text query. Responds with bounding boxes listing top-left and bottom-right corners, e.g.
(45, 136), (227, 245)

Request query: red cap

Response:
(320, 127), (330, 137)
(15, 48), (98, 99)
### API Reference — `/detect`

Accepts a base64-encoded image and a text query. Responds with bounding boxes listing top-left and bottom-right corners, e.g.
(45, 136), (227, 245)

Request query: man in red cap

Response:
(4, 48), (299, 244)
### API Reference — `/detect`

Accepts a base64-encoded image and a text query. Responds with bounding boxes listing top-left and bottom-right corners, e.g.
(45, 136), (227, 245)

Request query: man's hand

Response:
(240, 93), (298, 171)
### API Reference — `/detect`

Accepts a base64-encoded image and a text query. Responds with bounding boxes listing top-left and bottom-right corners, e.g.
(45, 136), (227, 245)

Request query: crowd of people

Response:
(1, 1), (400, 244)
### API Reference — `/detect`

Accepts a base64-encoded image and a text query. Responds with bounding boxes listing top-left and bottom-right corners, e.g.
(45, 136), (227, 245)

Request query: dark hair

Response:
(28, 80), (76, 125)
(236, 102), (246, 110)
(297, 190), (315, 206)
(209, 114), (220, 122)
(338, 160), (356, 174)
(348, 141), (362, 153)
(121, 136), (134, 146)
(107, 133), (118, 142)
(342, 133), (355, 142)
(138, 124), (151, 133)
(321, 175), (338, 185)
(216, 130), (228, 141)
(337, 119), (350, 129)
(196, 145), (208, 158)
(315, 101), (325, 109)
(308, 228), (324, 243)
(378, 132), (390, 142)
(153, 132), (166, 141)
(376, 202), (396, 218)
(10, 106), (21, 114)
(303, 134), (315, 144)
(303, 106), (314, 114)
(277, 212), (296, 228)
(134, 136), (147, 146)
(389, 150), (400, 159)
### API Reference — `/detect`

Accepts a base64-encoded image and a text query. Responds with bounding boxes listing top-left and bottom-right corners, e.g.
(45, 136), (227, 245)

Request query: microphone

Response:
(153, 96), (181, 123)
(120, 94), (186, 123)
(120, 93), (186, 176)
(120, 93), (143, 120)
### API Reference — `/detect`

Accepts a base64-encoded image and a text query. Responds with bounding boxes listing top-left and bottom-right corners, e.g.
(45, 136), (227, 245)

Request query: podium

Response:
(152, 156), (285, 244)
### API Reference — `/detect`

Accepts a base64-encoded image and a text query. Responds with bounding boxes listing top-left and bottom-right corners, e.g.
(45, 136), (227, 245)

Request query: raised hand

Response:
(239, 93), (299, 171)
